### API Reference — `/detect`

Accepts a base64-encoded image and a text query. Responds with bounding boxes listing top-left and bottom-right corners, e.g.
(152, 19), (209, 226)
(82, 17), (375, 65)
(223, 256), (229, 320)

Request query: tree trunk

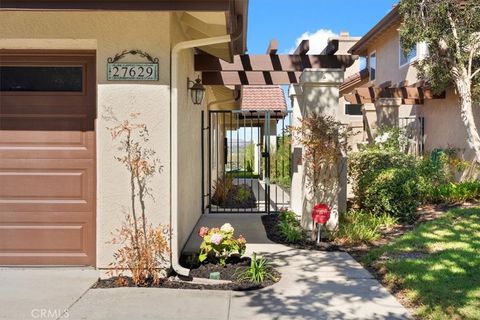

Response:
(454, 68), (480, 162)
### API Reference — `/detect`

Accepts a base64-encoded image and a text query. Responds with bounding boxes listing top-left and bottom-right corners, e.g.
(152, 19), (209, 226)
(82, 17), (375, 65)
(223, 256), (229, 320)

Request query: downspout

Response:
(170, 35), (232, 276)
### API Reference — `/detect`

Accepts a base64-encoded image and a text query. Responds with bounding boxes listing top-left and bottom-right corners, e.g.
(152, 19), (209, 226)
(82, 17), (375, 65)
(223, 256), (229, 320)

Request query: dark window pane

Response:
(0, 66), (82, 92)
(345, 104), (363, 116)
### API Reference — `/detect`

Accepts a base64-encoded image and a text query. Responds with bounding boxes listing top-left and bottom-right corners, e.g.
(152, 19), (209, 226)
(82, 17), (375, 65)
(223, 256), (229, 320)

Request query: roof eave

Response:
(348, 5), (400, 56)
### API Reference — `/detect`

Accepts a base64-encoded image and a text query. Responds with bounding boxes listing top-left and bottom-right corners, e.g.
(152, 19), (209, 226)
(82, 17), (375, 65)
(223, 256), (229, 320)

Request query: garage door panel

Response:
(0, 132), (95, 159)
(0, 50), (96, 266)
(0, 224), (85, 251)
(0, 161), (94, 212)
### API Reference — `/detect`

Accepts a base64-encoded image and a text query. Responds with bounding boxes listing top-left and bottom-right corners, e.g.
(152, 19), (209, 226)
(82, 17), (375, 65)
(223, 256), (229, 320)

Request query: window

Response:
(369, 52), (376, 81)
(345, 104), (363, 116)
(0, 66), (83, 91)
(399, 40), (418, 67)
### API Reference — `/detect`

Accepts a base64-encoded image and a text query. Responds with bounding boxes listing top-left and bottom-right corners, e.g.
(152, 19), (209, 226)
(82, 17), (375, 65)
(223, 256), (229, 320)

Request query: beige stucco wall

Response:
(418, 88), (480, 160)
(0, 11), (172, 268)
(367, 26), (419, 85)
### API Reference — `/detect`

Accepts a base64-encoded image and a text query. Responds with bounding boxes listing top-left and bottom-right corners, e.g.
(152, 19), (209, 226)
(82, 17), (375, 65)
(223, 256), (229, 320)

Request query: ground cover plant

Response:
(361, 207), (480, 320)
(334, 211), (398, 245)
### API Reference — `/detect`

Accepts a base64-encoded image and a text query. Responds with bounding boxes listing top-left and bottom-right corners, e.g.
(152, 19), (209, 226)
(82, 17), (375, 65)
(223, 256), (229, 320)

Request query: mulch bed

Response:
(93, 256), (280, 291)
(261, 213), (342, 251)
(212, 184), (257, 208)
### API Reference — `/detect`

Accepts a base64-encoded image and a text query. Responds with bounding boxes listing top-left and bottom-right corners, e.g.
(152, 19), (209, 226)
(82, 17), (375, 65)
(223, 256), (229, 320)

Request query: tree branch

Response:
(472, 68), (480, 80)
(447, 10), (462, 61)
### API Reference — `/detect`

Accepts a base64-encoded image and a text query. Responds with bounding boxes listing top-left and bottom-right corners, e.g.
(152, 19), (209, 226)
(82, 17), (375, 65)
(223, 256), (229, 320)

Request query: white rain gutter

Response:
(170, 35), (232, 276)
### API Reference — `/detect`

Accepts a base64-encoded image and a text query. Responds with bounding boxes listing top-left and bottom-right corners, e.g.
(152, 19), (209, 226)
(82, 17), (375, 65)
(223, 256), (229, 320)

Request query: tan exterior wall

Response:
(418, 88), (480, 160)
(367, 26), (419, 85)
(0, 11), (172, 268)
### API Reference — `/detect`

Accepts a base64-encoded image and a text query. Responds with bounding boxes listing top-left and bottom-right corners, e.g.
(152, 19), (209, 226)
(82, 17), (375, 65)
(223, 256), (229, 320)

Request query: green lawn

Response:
(361, 208), (480, 320)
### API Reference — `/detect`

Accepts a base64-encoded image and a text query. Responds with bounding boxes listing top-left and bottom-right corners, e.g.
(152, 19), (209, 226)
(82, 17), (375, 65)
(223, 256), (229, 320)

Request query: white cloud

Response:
(288, 29), (338, 54)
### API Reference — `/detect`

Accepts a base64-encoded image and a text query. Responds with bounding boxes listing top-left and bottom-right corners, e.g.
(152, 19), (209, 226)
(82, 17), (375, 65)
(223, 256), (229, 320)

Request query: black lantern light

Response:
(187, 76), (205, 105)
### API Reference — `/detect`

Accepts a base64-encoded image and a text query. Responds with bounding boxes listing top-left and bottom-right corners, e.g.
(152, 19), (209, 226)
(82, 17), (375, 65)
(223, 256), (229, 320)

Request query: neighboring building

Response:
(343, 5), (480, 159)
(0, 0), (248, 275)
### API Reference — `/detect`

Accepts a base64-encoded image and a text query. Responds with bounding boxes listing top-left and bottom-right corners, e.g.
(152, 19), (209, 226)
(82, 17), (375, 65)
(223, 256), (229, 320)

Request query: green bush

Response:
(349, 148), (416, 207)
(334, 211), (397, 245)
(427, 181), (480, 204)
(278, 221), (303, 243)
(364, 168), (419, 222)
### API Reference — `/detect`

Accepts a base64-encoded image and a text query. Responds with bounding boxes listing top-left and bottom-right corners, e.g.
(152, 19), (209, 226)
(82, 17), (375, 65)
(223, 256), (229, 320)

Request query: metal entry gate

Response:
(203, 110), (292, 214)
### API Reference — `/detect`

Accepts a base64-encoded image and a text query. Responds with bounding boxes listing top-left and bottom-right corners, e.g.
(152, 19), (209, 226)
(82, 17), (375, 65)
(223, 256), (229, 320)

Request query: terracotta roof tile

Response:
(241, 86), (287, 112)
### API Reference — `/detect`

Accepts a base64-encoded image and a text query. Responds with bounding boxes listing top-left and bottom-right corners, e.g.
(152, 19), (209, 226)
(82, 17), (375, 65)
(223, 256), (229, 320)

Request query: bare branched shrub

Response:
(288, 113), (352, 208)
(104, 108), (170, 285)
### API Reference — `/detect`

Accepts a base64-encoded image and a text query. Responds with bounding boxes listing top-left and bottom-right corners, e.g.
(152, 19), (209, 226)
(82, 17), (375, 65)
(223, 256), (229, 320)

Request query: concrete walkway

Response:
(0, 216), (411, 320)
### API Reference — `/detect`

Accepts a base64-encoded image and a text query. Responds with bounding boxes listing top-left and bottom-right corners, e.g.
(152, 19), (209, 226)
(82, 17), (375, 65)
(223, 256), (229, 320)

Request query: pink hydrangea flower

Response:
(210, 233), (223, 245)
(198, 227), (209, 238)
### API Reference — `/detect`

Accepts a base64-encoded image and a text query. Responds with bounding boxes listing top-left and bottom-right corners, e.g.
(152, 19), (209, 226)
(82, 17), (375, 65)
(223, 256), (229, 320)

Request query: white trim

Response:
(399, 40), (418, 68)
(368, 51), (376, 81)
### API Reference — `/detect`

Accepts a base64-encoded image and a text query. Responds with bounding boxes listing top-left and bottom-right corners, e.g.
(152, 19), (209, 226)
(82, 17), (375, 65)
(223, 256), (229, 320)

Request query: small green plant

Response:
(235, 253), (275, 284)
(427, 181), (480, 204)
(279, 210), (298, 225)
(334, 211), (397, 245)
(278, 220), (303, 243)
(198, 223), (246, 266)
(234, 186), (251, 202)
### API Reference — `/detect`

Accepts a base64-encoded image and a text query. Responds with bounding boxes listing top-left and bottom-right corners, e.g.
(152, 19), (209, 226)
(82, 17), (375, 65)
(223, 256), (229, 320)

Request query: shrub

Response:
(198, 223), (246, 266)
(334, 211), (398, 245)
(109, 213), (170, 286)
(364, 168), (419, 222)
(278, 220), (303, 243)
(212, 176), (234, 205)
(427, 181), (480, 204)
(235, 252), (276, 284)
(349, 148), (416, 207)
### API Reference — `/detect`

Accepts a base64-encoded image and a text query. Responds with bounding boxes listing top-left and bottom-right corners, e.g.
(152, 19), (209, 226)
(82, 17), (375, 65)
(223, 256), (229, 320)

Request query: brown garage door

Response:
(0, 51), (96, 265)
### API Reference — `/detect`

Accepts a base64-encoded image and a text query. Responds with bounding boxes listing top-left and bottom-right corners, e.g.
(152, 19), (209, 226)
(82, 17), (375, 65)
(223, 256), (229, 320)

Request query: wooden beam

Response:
(322, 39), (339, 55)
(195, 54), (358, 71)
(266, 39), (278, 55)
(201, 71), (303, 85)
(293, 40), (310, 55)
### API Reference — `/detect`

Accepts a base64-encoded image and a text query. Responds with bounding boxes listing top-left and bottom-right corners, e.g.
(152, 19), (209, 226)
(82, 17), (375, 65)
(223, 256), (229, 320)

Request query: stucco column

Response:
(291, 69), (346, 231)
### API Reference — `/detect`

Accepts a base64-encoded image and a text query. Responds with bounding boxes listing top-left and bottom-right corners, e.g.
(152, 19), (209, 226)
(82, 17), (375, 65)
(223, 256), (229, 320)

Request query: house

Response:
(0, 1), (359, 275)
(0, 0), (249, 275)
(341, 5), (480, 160)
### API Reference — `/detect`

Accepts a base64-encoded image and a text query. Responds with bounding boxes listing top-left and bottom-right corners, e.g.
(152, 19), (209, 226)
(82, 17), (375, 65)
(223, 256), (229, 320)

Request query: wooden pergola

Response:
(194, 39), (358, 85)
(343, 80), (446, 105)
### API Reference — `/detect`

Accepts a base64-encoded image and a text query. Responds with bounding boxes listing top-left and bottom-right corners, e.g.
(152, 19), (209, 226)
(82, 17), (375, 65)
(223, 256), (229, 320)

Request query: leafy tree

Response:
(399, 0), (480, 159)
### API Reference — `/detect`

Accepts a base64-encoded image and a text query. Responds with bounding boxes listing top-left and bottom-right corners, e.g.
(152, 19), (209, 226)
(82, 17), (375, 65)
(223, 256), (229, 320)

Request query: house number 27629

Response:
(107, 63), (158, 81)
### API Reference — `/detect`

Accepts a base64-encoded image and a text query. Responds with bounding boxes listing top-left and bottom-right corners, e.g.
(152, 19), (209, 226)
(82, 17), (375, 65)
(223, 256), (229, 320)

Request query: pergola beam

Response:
(293, 39), (310, 55)
(266, 39), (278, 55)
(344, 80), (445, 105)
(201, 71), (303, 85)
(195, 54), (358, 72)
(322, 39), (339, 55)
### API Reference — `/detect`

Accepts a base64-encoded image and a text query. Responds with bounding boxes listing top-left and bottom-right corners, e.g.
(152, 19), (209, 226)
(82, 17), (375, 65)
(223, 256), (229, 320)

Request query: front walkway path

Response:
(1, 216), (411, 320)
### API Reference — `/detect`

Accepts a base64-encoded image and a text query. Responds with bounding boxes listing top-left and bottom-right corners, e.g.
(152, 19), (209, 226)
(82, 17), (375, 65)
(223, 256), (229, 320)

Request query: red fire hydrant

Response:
(311, 203), (331, 243)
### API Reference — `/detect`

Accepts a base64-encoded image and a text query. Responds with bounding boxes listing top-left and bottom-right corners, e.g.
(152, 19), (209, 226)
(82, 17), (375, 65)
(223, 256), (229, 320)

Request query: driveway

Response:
(0, 216), (411, 320)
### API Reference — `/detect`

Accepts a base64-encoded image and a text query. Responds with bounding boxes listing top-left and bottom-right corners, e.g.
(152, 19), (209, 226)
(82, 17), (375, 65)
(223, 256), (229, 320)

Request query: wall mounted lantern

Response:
(187, 76), (205, 105)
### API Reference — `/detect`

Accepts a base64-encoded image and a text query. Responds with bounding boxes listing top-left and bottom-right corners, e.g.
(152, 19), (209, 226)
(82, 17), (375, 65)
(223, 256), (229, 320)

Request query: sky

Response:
(247, 0), (398, 54)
